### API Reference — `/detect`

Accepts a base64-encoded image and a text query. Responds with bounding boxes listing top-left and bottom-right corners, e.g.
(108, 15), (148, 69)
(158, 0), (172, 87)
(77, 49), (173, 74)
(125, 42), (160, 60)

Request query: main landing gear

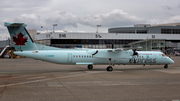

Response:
(87, 58), (115, 72)
(87, 65), (93, 69)
(164, 64), (168, 69)
(106, 58), (115, 72)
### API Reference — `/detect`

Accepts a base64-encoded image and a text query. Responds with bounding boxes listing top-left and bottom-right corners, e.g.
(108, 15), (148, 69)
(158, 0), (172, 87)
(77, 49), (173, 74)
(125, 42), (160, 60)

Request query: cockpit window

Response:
(162, 54), (166, 57)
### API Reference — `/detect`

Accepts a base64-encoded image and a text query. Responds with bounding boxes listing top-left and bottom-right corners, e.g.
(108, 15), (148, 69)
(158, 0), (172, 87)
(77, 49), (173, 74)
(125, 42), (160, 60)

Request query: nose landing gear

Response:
(164, 64), (168, 69)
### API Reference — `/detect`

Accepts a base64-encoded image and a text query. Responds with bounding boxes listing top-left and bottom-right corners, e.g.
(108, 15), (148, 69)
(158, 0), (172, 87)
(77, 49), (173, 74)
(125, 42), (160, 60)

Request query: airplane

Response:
(4, 22), (174, 71)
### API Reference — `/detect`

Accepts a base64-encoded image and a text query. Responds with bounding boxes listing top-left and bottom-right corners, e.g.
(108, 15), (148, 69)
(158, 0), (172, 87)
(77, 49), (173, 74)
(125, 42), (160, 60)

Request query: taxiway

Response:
(0, 57), (180, 101)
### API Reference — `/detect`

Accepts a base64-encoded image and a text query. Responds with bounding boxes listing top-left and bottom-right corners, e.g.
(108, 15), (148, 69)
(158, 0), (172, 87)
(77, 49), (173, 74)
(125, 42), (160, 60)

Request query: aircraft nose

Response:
(168, 58), (174, 64)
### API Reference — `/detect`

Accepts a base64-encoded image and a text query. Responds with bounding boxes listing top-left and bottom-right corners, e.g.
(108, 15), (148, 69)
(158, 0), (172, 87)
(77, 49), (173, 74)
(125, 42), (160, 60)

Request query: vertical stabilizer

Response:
(4, 22), (38, 51)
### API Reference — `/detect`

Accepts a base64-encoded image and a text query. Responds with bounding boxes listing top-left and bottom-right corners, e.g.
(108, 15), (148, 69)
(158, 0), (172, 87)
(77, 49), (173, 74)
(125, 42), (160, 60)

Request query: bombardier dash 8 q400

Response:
(4, 22), (174, 71)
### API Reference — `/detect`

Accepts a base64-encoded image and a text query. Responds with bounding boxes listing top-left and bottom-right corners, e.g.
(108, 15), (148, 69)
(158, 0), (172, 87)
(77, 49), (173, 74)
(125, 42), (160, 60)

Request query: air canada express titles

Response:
(129, 56), (156, 64)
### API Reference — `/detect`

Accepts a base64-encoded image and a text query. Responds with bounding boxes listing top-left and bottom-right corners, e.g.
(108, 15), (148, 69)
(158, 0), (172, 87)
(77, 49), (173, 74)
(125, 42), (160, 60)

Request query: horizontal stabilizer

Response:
(4, 22), (27, 27)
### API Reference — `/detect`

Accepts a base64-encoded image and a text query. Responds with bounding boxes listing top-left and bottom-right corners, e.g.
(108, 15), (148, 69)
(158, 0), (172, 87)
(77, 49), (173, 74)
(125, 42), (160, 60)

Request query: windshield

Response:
(162, 54), (166, 57)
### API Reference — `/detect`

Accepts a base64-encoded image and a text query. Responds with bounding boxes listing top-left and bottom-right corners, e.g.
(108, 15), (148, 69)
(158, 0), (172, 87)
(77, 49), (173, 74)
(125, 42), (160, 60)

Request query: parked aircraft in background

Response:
(4, 22), (174, 71)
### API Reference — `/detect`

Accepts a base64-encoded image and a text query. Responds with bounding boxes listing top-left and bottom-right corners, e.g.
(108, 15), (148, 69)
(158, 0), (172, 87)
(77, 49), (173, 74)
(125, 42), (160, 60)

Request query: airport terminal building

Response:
(34, 23), (180, 51)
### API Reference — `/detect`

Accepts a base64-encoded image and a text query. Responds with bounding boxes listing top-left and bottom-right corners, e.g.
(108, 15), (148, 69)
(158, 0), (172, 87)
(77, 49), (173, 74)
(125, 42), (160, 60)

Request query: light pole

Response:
(41, 26), (48, 33)
(96, 25), (101, 33)
(53, 24), (58, 33)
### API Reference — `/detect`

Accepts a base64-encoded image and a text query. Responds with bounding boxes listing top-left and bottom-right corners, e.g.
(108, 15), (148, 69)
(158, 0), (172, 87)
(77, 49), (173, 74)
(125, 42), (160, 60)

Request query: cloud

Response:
(0, 24), (9, 37)
(79, 9), (145, 27)
(148, 15), (180, 24)
(0, 0), (51, 10)
(0, 24), (5, 32)
(11, 11), (79, 30)
(12, 14), (43, 29)
(167, 15), (180, 22)
(1, 0), (180, 37)
(162, 5), (172, 11)
(178, 4), (180, 9)
(46, 11), (79, 29)
(4, 9), (145, 31)
(1, 9), (180, 35)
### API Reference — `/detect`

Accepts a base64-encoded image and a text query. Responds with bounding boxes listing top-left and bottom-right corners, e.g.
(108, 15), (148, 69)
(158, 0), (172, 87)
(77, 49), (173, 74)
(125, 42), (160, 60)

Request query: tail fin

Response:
(4, 22), (38, 51)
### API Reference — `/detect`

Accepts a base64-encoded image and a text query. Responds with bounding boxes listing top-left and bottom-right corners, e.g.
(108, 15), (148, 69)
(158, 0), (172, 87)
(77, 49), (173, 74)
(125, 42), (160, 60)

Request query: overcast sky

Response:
(0, 0), (180, 38)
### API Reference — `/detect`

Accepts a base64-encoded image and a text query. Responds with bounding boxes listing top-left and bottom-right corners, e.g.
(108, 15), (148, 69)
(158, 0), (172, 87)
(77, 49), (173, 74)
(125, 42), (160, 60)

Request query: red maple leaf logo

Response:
(13, 33), (28, 46)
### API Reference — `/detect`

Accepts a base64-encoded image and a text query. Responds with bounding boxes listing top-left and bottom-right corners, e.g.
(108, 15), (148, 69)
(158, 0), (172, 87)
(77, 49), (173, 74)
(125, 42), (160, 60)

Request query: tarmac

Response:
(0, 57), (180, 101)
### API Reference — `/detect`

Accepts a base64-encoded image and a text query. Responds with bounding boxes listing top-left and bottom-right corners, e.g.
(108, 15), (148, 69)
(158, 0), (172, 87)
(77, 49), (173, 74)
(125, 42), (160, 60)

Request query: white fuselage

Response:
(14, 49), (174, 66)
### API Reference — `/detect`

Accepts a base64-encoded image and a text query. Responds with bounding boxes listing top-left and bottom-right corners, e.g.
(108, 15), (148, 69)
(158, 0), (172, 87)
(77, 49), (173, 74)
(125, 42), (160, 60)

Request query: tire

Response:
(87, 65), (93, 69)
(106, 66), (113, 71)
(164, 65), (168, 69)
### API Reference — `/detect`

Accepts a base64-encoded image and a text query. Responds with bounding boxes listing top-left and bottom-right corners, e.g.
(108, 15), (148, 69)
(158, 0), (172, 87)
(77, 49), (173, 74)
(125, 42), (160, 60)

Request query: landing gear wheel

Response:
(164, 64), (168, 69)
(87, 65), (93, 69)
(106, 66), (113, 71)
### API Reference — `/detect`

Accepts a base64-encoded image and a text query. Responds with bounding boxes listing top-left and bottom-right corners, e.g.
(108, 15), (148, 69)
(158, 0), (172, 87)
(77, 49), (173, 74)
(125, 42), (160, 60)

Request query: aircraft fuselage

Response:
(14, 49), (174, 66)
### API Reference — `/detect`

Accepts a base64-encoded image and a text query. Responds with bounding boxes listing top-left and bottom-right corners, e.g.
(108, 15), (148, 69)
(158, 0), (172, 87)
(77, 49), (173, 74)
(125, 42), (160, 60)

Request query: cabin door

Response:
(67, 53), (72, 63)
(146, 55), (149, 63)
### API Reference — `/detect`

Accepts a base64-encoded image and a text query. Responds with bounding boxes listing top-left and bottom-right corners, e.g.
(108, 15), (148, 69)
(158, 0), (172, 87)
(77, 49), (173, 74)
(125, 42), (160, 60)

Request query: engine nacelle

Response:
(129, 51), (134, 56)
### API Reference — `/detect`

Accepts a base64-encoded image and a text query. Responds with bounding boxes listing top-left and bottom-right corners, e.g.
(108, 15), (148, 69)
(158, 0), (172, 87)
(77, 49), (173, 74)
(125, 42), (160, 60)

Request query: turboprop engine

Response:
(133, 49), (138, 56)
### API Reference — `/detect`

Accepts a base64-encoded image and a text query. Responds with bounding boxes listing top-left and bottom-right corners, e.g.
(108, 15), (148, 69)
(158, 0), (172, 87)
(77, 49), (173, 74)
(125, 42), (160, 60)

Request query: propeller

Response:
(133, 49), (138, 56)
(112, 42), (114, 49)
(167, 52), (172, 58)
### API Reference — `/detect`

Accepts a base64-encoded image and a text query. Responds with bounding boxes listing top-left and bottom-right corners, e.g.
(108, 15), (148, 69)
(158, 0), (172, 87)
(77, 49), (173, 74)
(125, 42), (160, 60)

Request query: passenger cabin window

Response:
(73, 55), (92, 58)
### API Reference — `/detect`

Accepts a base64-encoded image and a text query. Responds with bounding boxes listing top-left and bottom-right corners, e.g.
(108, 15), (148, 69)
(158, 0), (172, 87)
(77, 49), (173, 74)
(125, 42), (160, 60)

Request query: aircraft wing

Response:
(87, 49), (131, 59)
(107, 48), (129, 52)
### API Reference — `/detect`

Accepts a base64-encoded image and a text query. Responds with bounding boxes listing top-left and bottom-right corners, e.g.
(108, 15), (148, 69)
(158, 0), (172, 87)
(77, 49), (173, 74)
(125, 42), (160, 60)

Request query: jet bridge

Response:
(129, 39), (166, 51)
